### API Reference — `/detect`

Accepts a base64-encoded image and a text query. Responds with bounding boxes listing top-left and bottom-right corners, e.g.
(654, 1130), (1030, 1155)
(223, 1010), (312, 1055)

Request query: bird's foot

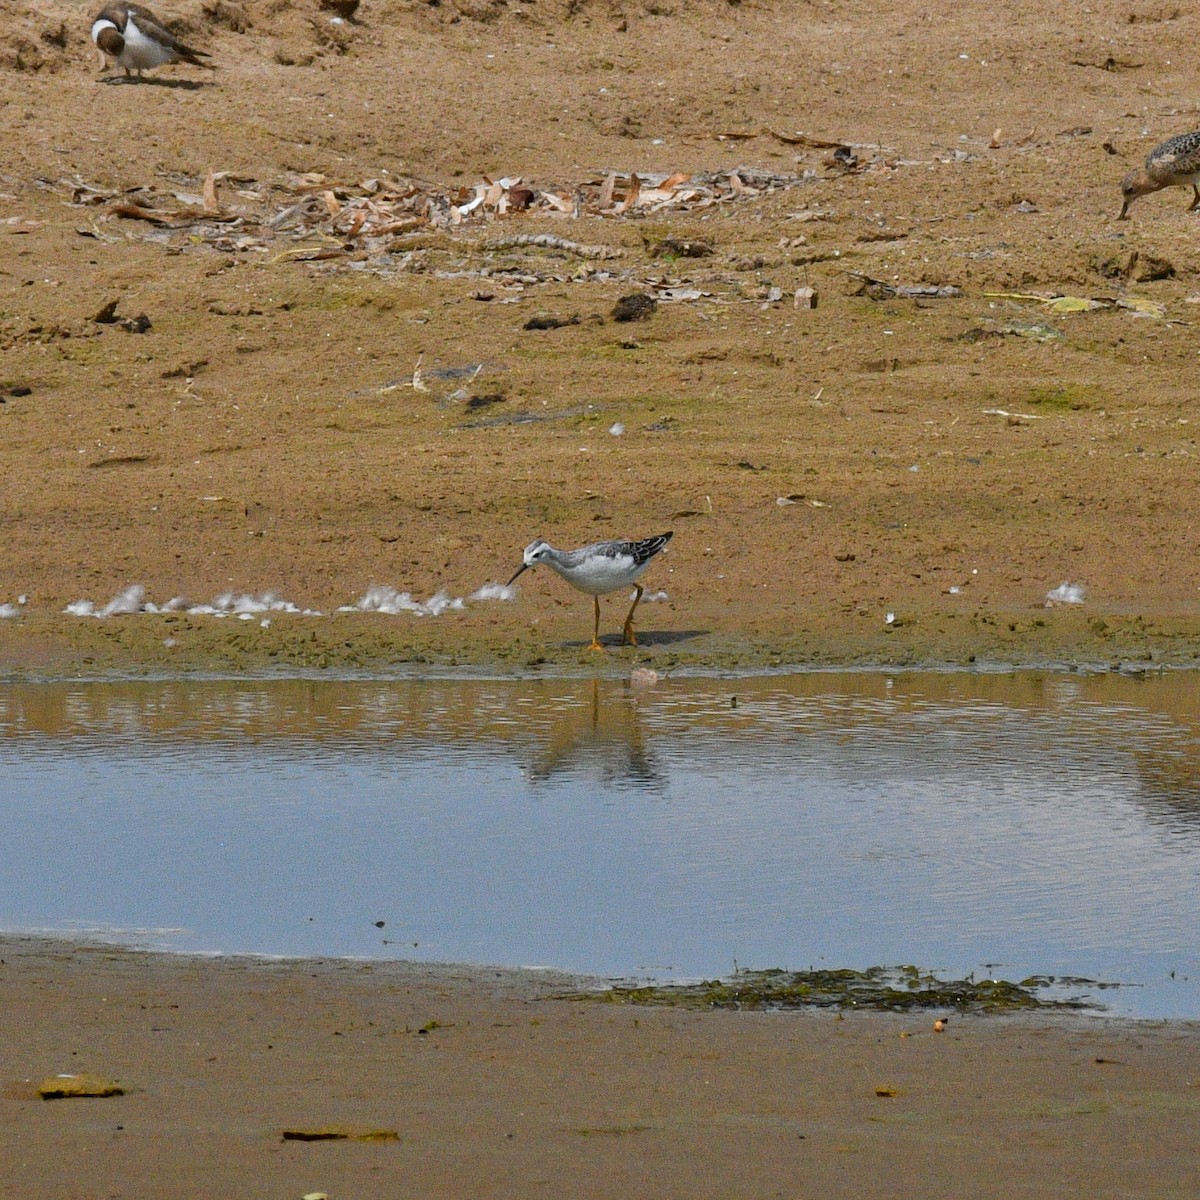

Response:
(587, 640), (605, 652)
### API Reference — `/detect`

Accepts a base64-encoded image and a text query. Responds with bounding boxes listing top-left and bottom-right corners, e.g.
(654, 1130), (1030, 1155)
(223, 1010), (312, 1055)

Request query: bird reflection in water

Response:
(525, 678), (663, 789)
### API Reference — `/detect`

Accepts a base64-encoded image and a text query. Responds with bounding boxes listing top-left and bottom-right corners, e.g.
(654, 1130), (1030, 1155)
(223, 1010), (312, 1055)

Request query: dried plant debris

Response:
(983, 292), (1172, 320)
(849, 272), (962, 300)
(569, 966), (1109, 1013)
(524, 313), (581, 330)
(282, 1127), (399, 1142)
(57, 166), (813, 282)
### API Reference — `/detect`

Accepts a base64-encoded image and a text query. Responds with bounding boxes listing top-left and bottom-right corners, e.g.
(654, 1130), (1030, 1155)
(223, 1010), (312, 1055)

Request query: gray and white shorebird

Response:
(507, 532), (673, 651)
(90, 3), (213, 79)
(1119, 129), (1200, 219)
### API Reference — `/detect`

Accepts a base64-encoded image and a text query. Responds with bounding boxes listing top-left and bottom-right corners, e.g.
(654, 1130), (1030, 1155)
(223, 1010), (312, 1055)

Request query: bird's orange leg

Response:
(622, 585), (644, 646)
(588, 595), (604, 651)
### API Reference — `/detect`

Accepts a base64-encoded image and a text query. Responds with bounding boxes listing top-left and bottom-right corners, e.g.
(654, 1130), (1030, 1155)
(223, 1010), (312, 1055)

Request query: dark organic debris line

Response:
(565, 966), (1111, 1013)
(454, 403), (595, 430)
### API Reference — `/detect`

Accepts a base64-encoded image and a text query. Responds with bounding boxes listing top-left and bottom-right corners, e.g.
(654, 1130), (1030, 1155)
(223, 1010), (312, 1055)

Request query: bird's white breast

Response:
(552, 552), (639, 595)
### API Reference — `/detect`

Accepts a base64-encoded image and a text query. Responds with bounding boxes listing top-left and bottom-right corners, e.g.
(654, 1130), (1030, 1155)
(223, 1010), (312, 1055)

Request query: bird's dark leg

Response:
(588, 595), (604, 652)
(1190, 184), (1200, 212)
(622, 584), (644, 646)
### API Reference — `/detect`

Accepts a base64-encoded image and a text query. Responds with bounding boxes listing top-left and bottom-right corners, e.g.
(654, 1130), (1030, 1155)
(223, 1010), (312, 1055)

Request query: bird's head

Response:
(506, 539), (551, 586)
(1118, 168), (1155, 219)
(92, 20), (125, 55)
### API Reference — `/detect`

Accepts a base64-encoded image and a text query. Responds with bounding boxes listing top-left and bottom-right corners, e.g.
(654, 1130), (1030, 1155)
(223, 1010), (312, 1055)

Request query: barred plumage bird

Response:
(1119, 129), (1200, 219)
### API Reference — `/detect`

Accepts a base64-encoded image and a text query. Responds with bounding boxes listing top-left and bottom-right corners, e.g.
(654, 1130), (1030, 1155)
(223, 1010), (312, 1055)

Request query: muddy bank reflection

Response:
(3, 672), (1200, 818)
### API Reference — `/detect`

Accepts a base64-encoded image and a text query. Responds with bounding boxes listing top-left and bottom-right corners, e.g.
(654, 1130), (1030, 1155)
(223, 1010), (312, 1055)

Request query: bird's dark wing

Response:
(626, 532), (673, 567)
(127, 3), (213, 64)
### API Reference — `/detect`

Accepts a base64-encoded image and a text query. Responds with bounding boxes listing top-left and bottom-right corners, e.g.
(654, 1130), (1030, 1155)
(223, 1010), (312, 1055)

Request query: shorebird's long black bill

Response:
(506, 563), (529, 586)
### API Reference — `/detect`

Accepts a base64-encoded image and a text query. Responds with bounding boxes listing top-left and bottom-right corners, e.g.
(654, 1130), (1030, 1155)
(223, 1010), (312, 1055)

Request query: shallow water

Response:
(2, 671), (1199, 1017)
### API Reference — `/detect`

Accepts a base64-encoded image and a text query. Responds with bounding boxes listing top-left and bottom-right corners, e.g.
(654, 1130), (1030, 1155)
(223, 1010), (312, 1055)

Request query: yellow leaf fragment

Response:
(1117, 296), (1166, 318)
(1042, 295), (1102, 313)
(37, 1073), (124, 1100)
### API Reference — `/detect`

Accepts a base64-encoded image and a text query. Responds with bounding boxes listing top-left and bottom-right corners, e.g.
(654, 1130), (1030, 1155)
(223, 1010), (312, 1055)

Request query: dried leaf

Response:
(618, 173), (641, 213)
(483, 233), (621, 259)
(1117, 296), (1166, 318)
(1042, 295), (1102, 313)
(38, 1073), (124, 1100)
(767, 129), (853, 149)
(270, 246), (345, 263)
(107, 201), (170, 224)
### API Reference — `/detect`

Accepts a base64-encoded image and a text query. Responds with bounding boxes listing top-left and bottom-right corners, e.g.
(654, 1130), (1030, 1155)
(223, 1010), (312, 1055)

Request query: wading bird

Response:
(507, 532), (672, 651)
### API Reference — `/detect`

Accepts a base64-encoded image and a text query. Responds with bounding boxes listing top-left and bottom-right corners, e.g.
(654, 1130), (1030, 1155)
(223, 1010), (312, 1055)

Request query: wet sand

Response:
(2, 938), (1198, 1199)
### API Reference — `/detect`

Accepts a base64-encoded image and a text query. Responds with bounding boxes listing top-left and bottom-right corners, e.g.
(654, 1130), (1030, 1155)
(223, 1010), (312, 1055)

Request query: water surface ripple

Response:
(2, 672), (1198, 1017)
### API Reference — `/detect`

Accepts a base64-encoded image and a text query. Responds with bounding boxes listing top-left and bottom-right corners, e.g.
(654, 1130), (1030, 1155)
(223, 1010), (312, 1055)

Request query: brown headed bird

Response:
(90, 3), (212, 79)
(1119, 129), (1200, 219)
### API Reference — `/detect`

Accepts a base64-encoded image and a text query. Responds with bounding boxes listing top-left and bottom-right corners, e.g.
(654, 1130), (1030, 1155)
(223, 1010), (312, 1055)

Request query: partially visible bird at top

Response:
(90, 3), (213, 80)
(507, 532), (673, 651)
(1119, 129), (1200, 219)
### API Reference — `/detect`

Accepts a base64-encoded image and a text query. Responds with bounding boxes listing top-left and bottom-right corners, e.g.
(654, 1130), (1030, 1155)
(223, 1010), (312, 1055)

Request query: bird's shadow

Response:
(561, 628), (709, 650)
(99, 75), (213, 90)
